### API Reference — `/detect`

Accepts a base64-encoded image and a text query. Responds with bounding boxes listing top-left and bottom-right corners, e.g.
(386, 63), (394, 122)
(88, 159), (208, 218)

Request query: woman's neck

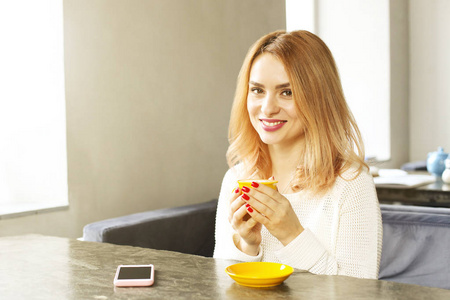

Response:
(268, 141), (304, 193)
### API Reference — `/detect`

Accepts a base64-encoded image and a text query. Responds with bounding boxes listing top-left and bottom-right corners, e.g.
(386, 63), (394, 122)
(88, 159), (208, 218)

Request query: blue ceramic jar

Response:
(427, 147), (449, 177)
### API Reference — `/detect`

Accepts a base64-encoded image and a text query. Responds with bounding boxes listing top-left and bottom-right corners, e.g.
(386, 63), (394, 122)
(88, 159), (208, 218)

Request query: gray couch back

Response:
(379, 204), (450, 289)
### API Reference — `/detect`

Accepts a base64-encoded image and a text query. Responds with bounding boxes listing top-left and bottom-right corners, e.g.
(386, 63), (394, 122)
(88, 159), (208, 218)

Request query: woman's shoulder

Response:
(222, 164), (244, 184)
(225, 163), (245, 177)
(334, 164), (375, 194)
(331, 164), (377, 206)
(339, 164), (372, 181)
(331, 165), (380, 216)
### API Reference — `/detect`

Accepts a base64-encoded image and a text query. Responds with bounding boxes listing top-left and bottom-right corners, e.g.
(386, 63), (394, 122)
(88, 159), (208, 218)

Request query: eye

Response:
(281, 89), (292, 97)
(250, 87), (264, 95)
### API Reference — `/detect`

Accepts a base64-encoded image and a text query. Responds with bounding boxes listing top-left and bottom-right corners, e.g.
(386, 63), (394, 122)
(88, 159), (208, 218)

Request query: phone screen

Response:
(118, 266), (153, 280)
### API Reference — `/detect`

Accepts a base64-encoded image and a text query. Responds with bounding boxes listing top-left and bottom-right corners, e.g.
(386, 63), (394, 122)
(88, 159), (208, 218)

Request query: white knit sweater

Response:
(213, 166), (382, 279)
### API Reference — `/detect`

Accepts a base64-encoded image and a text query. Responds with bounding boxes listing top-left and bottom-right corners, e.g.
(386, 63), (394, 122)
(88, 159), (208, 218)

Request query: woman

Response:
(213, 30), (382, 279)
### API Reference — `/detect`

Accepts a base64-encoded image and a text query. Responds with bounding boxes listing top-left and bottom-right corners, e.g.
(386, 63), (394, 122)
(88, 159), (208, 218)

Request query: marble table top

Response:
(1, 235), (450, 299)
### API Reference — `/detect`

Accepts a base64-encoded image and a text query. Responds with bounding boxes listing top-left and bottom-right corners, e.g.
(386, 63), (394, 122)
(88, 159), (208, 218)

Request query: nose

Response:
(261, 93), (280, 117)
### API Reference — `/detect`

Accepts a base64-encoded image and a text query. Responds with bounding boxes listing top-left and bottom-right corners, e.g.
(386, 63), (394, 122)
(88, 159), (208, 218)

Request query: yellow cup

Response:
(238, 179), (278, 191)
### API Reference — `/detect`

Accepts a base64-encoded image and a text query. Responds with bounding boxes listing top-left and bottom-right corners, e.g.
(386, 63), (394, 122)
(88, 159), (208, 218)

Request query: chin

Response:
(258, 134), (282, 145)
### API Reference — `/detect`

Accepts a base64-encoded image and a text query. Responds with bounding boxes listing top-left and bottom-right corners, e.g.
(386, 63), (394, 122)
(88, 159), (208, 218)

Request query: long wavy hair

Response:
(226, 30), (367, 194)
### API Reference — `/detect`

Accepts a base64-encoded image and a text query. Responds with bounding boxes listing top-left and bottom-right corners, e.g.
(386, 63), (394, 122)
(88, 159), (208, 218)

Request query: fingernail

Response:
(245, 204), (250, 207)
(235, 188), (240, 193)
(242, 186), (250, 193)
(242, 194), (250, 201)
(247, 207), (253, 213)
(251, 181), (259, 188)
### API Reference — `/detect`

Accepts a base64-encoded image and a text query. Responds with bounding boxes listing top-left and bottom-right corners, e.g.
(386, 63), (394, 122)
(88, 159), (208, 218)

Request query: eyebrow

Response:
(249, 81), (291, 89)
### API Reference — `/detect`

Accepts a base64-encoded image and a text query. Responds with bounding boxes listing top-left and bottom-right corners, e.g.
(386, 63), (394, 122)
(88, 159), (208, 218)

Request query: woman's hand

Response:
(242, 182), (304, 246)
(228, 186), (262, 256)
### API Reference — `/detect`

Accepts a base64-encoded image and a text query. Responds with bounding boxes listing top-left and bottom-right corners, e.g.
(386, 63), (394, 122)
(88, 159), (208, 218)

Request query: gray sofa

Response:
(378, 204), (450, 289)
(83, 200), (218, 257)
(83, 200), (450, 290)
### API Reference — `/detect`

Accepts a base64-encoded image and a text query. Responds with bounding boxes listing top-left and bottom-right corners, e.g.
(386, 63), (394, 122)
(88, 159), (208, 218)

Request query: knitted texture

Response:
(213, 166), (382, 279)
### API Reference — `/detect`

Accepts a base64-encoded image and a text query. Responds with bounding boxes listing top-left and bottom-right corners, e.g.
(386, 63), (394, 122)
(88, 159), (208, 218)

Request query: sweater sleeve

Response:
(213, 168), (263, 262)
(275, 170), (382, 279)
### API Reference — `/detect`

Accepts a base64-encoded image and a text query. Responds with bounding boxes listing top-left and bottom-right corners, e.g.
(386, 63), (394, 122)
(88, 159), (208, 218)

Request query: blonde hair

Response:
(226, 30), (367, 194)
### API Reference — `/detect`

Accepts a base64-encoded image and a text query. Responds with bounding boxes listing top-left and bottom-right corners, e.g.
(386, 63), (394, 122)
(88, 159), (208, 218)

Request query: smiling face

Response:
(247, 53), (305, 149)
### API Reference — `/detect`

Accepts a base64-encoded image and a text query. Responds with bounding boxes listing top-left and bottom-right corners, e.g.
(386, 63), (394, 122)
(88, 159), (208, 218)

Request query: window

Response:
(286, 0), (391, 162)
(0, 0), (68, 218)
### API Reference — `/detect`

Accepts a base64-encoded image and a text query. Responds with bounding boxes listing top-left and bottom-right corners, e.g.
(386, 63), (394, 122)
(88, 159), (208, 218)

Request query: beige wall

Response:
(388, 0), (409, 168)
(389, 0), (450, 166)
(0, 0), (285, 238)
(409, 0), (450, 161)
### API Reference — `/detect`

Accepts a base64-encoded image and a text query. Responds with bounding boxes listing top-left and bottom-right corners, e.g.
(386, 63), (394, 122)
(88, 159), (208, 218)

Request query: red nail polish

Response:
(251, 181), (259, 188)
(235, 188), (240, 193)
(242, 186), (250, 193)
(242, 194), (250, 201)
(247, 207), (253, 213)
(245, 203), (250, 207)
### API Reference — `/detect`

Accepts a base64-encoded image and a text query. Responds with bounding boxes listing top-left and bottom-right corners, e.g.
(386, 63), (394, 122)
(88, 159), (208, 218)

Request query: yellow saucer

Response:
(225, 262), (294, 288)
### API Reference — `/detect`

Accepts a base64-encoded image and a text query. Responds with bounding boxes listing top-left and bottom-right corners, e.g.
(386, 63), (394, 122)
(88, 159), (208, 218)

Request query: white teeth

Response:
(262, 120), (284, 126)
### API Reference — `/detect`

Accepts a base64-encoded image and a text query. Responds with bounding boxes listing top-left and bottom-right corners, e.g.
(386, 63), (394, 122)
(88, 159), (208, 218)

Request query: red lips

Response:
(260, 119), (287, 132)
